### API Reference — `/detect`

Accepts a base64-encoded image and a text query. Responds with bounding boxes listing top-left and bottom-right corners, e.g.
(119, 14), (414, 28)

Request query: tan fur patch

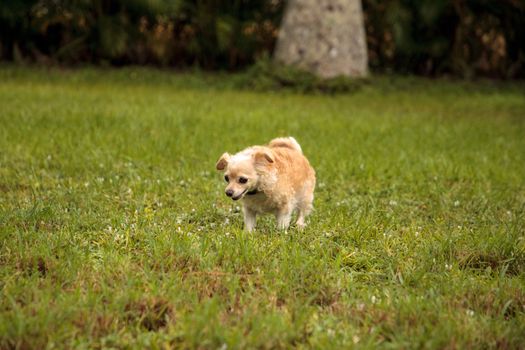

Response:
(216, 137), (315, 231)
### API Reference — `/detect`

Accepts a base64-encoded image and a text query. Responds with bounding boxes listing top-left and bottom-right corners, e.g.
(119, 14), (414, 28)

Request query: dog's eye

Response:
(224, 175), (229, 183)
(238, 177), (248, 184)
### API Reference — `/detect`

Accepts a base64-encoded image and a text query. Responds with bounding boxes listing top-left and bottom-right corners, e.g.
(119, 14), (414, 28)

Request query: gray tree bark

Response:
(274, 0), (368, 78)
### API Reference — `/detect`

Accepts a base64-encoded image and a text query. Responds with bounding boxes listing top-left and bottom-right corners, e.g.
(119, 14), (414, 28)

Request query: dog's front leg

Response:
(243, 206), (257, 232)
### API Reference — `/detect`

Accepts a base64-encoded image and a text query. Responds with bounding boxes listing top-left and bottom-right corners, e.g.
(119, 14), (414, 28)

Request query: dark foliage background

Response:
(1, 0), (524, 78)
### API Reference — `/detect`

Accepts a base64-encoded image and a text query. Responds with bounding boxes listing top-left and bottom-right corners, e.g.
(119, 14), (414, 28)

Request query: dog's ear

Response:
(253, 150), (274, 166)
(216, 152), (230, 171)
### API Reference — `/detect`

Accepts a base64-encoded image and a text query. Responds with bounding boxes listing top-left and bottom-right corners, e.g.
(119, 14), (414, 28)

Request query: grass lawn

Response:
(1, 66), (524, 349)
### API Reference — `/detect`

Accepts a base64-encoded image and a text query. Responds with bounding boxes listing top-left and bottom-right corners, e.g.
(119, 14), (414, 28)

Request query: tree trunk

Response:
(274, 0), (368, 78)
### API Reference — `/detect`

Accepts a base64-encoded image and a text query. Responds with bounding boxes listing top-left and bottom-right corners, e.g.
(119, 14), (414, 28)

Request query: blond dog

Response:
(216, 137), (316, 232)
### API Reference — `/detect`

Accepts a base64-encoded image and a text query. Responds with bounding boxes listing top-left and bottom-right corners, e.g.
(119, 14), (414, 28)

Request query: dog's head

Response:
(216, 149), (274, 201)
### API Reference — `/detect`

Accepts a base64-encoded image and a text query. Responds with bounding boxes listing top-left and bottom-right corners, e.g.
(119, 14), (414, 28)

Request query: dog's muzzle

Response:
(231, 189), (247, 201)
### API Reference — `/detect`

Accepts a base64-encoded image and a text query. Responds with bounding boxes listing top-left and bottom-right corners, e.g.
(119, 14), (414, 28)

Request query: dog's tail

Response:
(268, 137), (302, 153)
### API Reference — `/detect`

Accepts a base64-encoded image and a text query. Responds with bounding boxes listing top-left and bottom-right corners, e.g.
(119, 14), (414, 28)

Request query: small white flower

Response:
(454, 200), (460, 207)
(352, 335), (360, 344)
(389, 200), (398, 206)
(371, 295), (378, 304)
(466, 309), (474, 317)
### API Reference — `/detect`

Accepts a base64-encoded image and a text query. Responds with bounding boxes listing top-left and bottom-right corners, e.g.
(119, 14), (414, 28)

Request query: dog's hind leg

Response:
(296, 193), (314, 229)
(296, 211), (306, 229)
(276, 207), (293, 230)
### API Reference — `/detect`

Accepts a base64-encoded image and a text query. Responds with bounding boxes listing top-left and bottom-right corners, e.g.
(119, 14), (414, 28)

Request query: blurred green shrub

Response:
(364, 0), (525, 78)
(0, 0), (523, 78)
(0, 0), (283, 68)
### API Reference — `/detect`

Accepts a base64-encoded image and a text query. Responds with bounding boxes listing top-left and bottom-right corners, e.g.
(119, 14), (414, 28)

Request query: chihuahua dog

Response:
(216, 137), (316, 232)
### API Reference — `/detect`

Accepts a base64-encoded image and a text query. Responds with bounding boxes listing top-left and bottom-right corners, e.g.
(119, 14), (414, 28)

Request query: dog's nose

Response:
(225, 189), (234, 197)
